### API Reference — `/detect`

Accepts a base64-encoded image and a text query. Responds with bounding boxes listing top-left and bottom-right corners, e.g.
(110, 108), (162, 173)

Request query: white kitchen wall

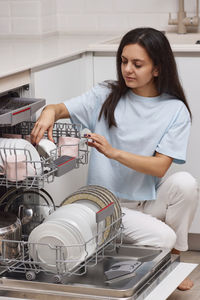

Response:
(0, 0), (57, 36)
(0, 0), (199, 36)
(56, 0), (199, 34)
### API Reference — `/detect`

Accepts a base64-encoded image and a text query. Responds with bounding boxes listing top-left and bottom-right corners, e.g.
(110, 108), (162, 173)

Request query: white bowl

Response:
(37, 139), (57, 158)
(58, 136), (80, 157)
(5, 154), (36, 181)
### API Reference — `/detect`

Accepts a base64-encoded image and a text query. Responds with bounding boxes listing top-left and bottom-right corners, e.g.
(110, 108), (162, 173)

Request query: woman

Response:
(31, 27), (198, 290)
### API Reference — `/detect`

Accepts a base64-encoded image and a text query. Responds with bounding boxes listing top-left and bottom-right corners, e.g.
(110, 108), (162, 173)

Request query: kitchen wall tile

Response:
(41, 0), (56, 16)
(185, 1), (199, 13)
(128, 13), (168, 31)
(58, 14), (98, 33)
(12, 17), (41, 35)
(0, 1), (10, 17)
(56, 0), (84, 14)
(0, 18), (11, 34)
(85, 0), (113, 13)
(41, 14), (57, 33)
(114, 0), (178, 13)
(0, 0), (199, 37)
(97, 14), (129, 34)
(10, 1), (41, 18)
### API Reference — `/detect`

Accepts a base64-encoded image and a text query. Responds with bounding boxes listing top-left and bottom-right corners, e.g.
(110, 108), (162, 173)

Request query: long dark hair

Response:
(98, 27), (191, 128)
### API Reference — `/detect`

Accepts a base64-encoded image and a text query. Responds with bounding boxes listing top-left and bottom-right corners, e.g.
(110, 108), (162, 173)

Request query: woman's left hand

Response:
(85, 133), (115, 159)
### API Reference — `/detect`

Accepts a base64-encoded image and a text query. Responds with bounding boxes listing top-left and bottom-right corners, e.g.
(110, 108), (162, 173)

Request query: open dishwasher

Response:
(0, 90), (190, 300)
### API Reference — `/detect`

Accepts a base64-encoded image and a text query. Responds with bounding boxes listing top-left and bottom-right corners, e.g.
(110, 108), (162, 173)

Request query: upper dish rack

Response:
(0, 121), (89, 189)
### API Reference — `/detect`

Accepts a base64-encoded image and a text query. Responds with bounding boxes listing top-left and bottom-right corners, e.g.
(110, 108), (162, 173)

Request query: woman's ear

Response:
(153, 66), (159, 77)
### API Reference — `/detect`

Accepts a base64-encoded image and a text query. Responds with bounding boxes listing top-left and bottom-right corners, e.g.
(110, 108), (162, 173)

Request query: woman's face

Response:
(121, 43), (159, 97)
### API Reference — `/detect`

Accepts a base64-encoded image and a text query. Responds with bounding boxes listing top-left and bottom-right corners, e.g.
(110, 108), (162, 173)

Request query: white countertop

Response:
(0, 34), (113, 79)
(0, 33), (200, 79)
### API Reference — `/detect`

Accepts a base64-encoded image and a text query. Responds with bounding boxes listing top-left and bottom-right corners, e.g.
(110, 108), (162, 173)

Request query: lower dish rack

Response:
(0, 204), (123, 284)
(0, 121), (89, 189)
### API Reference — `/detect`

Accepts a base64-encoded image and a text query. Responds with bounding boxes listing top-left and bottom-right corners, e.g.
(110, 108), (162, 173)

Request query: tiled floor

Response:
(167, 251), (200, 300)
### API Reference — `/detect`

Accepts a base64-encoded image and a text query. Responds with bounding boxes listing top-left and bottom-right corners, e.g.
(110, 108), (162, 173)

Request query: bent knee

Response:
(169, 172), (198, 200)
(157, 226), (177, 249)
(171, 172), (197, 191)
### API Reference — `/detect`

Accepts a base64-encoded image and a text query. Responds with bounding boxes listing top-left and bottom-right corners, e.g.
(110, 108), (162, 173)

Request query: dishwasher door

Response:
(0, 245), (179, 300)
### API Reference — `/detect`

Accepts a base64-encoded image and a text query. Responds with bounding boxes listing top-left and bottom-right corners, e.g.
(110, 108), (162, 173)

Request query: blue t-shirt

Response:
(64, 83), (191, 201)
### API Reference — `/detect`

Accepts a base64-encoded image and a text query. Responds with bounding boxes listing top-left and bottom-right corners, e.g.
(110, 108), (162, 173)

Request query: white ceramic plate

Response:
(0, 138), (6, 172)
(79, 185), (122, 231)
(45, 203), (96, 247)
(28, 221), (85, 273)
(61, 191), (112, 242)
(0, 138), (10, 161)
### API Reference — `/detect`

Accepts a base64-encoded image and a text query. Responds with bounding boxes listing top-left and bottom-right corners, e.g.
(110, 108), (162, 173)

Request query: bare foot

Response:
(178, 277), (194, 291)
(171, 248), (194, 291)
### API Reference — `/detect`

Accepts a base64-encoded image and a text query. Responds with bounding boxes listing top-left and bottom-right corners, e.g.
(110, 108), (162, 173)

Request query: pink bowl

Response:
(5, 154), (36, 181)
(58, 137), (80, 158)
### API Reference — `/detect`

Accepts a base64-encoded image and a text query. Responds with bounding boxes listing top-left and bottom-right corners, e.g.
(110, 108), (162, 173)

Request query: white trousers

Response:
(120, 172), (199, 251)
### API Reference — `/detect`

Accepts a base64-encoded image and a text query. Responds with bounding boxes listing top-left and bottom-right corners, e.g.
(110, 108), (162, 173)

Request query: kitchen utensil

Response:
(0, 211), (21, 259)
(0, 187), (17, 209)
(3, 188), (56, 236)
(0, 187), (56, 211)
(18, 205), (33, 225)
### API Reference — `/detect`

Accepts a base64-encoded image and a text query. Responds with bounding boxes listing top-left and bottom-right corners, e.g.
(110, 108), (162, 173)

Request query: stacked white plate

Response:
(61, 185), (122, 243)
(28, 203), (97, 273)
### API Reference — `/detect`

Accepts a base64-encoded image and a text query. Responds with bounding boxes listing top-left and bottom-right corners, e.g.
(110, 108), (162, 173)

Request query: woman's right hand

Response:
(31, 105), (56, 145)
(31, 103), (70, 145)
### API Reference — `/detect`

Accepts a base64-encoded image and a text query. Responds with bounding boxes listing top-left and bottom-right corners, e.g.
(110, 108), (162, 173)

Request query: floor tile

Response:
(167, 251), (200, 300)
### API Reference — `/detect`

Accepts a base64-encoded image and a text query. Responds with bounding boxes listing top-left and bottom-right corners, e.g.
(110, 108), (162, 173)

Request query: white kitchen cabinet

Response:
(32, 56), (86, 105)
(31, 56), (90, 206)
(173, 55), (200, 234)
(93, 53), (117, 85)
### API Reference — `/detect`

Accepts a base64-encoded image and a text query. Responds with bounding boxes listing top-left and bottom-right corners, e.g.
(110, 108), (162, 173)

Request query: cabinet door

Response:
(174, 56), (200, 233)
(32, 57), (86, 105)
(32, 57), (89, 206)
(93, 54), (116, 85)
(166, 56), (200, 182)
(163, 55), (200, 233)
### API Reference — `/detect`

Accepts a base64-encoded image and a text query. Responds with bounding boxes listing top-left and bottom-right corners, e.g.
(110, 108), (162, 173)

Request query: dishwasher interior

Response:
(0, 86), (180, 300)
